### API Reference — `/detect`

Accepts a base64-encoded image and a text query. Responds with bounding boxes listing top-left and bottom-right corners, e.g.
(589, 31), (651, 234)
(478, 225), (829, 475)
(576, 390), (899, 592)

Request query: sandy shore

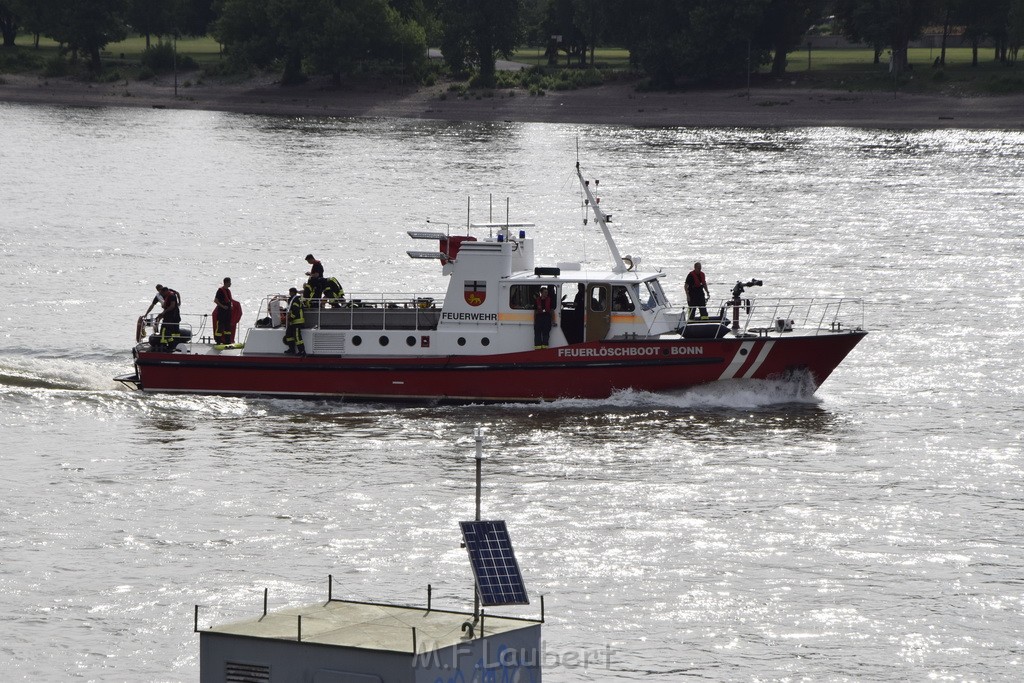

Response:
(2, 71), (1023, 129)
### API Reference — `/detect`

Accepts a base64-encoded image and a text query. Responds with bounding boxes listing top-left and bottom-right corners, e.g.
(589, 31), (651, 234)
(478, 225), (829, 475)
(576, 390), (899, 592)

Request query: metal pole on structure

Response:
(474, 427), (483, 522)
(472, 426), (484, 622)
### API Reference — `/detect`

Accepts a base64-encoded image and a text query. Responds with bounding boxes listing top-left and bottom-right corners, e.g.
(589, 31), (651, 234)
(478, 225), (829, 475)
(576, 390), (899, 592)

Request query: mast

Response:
(576, 163), (627, 273)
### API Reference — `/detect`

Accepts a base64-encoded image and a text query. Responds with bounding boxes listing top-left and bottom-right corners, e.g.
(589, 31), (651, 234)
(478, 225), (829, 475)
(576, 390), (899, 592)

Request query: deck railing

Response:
(666, 297), (865, 337)
(261, 293), (445, 332)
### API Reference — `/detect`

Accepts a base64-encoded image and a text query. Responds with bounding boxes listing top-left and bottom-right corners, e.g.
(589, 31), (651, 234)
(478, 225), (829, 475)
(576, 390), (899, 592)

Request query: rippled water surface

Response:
(1, 103), (1023, 681)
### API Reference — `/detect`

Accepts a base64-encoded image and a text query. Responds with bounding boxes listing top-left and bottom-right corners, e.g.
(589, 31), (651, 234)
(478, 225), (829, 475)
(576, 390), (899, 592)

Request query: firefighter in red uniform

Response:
(213, 277), (233, 344)
(533, 286), (556, 349)
(684, 262), (710, 319)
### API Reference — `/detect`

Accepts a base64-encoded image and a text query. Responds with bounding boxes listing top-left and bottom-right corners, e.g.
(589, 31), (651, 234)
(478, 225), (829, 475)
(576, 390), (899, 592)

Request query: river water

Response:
(1, 102), (1022, 681)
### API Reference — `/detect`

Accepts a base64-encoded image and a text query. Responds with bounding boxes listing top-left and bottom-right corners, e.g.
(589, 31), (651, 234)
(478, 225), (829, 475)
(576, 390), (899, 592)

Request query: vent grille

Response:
(226, 661), (270, 682)
(312, 333), (346, 354)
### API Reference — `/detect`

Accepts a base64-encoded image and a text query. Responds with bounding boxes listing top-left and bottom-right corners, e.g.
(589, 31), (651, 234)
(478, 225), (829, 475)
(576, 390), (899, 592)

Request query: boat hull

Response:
(131, 332), (866, 402)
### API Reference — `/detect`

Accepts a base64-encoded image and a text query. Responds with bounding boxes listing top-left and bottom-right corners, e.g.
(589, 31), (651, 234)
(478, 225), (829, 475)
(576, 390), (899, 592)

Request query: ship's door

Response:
(585, 283), (611, 342)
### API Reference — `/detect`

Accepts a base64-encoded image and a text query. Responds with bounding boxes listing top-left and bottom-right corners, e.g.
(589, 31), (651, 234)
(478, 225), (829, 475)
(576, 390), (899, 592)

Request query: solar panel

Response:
(459, 520), (530, 606)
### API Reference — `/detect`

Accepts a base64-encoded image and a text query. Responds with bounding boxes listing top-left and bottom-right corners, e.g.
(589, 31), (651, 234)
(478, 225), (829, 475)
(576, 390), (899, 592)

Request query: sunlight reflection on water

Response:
(0, 104), (1022, 679)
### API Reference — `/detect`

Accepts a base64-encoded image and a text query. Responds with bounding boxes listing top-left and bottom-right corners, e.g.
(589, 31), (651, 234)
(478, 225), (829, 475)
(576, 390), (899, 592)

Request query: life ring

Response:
(135, 316), (146, 343)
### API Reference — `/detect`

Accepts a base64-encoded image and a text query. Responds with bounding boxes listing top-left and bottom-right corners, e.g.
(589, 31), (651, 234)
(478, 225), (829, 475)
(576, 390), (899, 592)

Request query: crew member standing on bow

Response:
(684, 262), (710, 320)
(213, 277), (233, 344)
(156, 286), (181, 344)
(305, 254), (325, 300)
(534, 286), (556, 349)
(284, 287), (306, 355)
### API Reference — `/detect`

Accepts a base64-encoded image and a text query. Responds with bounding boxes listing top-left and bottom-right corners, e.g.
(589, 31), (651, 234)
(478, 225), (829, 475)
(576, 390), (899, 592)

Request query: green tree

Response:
(438, 0), (522, 86)
(760, 0), (827, 75)
(543, 0), (608, 67)
(617, 0), (769, 88)
(214, 0), (300, 82)
(573, 0), (608, 66)
(128, 0), (174, 47)
(215, 0), (426, 85)
(933, 0), (955, 66)
(1010, 0), (1024, 63)
(307, 0), (426, 84)
(519, 0), (549, 45)
(834, 0), (938, 73)
(545, 0), (586, 66)
(833, 0), (891, 63)
(925, 0), (1013, 66)
(607, 0), (681, 80)
(49, 0), (130, 71)
(0, 2), (17, 47)
(953, 0), (1012, 64)
(389, 0), (442, 44)
(7, 0), (61, 47)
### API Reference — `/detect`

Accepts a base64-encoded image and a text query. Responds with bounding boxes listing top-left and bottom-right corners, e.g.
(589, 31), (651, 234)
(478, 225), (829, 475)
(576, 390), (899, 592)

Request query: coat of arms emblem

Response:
(464, 280), (486, 306)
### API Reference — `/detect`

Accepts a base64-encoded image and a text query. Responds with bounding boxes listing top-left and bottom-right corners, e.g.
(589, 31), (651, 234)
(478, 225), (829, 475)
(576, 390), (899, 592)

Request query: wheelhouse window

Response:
(510, 284), (559, 310)
(641, 279), (667, 310)
(611, 285), (636, 312)
(563, 282), (586, 310)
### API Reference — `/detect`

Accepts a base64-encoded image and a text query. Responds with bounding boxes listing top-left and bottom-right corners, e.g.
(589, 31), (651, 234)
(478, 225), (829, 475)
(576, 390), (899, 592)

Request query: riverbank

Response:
(2, 71), (1023, 128)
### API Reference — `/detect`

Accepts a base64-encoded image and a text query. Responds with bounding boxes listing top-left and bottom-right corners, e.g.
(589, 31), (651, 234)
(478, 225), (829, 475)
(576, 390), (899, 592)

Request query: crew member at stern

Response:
(534, 286), (556, 349)
(156, 286), (181, 344)
(213, 277), (234, 344)
(284, 287), (306, 356)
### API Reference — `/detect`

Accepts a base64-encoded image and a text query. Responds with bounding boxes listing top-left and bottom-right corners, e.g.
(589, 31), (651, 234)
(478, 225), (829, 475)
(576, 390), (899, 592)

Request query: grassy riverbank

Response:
(2, 37), (1024, 130)
(3, 37), (1024, 98)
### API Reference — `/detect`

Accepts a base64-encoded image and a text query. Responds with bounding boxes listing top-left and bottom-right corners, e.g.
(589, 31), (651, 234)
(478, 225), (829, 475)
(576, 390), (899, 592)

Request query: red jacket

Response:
(215, 286), (233, 311)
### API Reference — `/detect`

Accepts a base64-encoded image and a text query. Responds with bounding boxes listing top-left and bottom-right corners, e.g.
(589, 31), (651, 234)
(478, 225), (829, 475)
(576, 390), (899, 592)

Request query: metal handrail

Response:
(260, 293), (445, 333)
(669, 296), (865, 337)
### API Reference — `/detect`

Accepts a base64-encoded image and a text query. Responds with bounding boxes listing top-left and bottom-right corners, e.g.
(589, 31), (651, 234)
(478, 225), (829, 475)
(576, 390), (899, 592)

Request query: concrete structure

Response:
(199, 597), (542, 682)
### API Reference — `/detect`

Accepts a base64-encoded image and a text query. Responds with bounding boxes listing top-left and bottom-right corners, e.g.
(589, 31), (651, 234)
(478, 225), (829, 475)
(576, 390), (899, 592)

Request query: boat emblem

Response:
(464, 280), (486, 306)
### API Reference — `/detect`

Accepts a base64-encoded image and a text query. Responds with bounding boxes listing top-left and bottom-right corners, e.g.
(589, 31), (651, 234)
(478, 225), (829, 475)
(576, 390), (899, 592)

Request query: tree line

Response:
(1, 0), (1022, 87)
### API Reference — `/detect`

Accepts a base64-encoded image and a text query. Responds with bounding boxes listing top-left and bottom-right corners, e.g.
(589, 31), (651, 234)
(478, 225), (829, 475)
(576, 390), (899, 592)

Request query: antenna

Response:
(577, 165), (627, 272)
